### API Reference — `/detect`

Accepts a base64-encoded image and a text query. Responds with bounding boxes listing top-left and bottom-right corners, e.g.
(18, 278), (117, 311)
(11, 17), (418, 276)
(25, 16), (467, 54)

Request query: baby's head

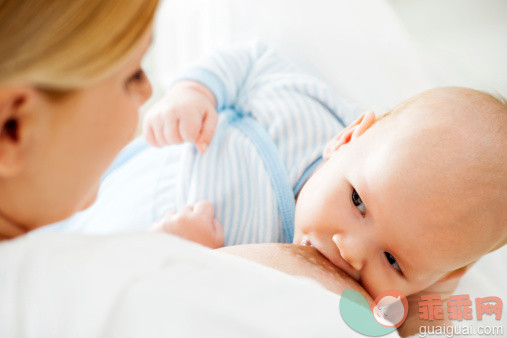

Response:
(293, 87), (507, 298)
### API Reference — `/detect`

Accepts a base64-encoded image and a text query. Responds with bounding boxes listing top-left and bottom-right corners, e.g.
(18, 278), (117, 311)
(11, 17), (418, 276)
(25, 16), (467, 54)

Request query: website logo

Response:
(418, 294), (503, 337)
(340, 289), (408, 336)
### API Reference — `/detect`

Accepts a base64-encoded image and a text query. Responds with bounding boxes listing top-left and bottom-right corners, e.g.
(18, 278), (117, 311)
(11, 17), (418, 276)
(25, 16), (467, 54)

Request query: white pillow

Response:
(149, 0), (507, 111)
(151, 0), (432, 112)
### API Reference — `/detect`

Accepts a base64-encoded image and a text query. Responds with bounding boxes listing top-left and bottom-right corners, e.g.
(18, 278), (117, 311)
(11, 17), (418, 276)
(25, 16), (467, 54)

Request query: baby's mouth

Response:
(301, 238), (313, 247)
(299, 236), (360, 282)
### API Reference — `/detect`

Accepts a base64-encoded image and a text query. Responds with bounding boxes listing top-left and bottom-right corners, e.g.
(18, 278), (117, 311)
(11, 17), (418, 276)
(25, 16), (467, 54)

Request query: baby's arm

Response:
(143, 43), (357, 151)
(143, 43), (268, 152)
(151, 201), (225, 249)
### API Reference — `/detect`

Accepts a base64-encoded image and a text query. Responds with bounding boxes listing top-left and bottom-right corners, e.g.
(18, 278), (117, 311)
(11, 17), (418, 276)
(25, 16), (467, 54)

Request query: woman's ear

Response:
(323, 111), (376, 160)
(0, 86), (35, 177)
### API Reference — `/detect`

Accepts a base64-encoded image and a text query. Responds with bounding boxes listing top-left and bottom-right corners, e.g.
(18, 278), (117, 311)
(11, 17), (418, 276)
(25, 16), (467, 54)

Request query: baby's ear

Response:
(323, 111), (376, 160)
(437, 265), (469, 283)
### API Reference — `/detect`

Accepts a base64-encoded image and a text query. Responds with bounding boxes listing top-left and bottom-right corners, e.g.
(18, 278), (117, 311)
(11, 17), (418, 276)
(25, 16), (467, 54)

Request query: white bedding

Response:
(0, 233), (400, 337)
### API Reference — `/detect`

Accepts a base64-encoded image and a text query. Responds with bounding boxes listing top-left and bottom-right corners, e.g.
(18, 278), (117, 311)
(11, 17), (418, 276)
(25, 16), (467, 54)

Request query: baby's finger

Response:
(193, 200), (215, 219)
(142, 120), (158, 147)
(213, 219), (225, 242)
(181, 205), (194, 213)
(196, 109), (218, 153)
(163, 115), (183, 144)
(163, 210), (177, 218)
(150, 114), (170, 147)
(179, 112), (203, 142)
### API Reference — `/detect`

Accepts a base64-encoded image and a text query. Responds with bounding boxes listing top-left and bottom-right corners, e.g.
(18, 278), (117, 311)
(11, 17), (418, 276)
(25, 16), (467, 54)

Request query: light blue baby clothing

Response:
(35, 43), (361, 245)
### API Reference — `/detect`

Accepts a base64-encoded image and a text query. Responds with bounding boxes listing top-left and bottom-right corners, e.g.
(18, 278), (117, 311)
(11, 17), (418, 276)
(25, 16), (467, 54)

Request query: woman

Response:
(0, 1), (396, 337)
(0, 0), (155, 235)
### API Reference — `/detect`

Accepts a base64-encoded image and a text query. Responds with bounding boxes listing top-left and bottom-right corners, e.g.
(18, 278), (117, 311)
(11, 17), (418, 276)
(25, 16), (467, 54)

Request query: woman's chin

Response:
(80, 185), (100, 211)
(80, 196), (97, 211)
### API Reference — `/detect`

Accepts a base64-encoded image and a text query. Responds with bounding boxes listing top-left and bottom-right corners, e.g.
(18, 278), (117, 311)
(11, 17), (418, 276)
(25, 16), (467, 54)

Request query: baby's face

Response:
(293, 92), (503, 298)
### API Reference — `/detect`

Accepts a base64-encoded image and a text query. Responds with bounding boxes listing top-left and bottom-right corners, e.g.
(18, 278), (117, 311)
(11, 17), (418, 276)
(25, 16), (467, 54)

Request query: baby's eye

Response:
(384, 252), (402, 273)
(351, 188), (366, 215)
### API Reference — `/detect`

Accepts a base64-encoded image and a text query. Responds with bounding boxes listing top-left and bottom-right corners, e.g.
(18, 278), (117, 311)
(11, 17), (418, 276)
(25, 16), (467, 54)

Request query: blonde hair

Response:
(0, 0), (159, 90)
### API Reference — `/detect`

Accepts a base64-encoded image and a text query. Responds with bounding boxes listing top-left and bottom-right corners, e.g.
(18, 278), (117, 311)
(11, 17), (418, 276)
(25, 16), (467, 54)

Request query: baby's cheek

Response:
(360, 268), (400, 299)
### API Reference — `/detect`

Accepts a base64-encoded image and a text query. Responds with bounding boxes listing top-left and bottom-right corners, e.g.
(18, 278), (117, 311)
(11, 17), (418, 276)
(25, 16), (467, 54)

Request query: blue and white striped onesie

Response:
(37, 43), (361, 246)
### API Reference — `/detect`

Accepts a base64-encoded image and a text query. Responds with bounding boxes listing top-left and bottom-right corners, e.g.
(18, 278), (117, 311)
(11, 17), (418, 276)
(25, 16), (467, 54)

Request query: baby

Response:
(144, 43), (507, 302)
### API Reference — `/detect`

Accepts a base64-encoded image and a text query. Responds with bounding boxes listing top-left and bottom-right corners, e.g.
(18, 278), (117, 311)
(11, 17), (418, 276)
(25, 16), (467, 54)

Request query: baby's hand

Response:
(151, 200), (225, 249)
(142, 80), (218, 153)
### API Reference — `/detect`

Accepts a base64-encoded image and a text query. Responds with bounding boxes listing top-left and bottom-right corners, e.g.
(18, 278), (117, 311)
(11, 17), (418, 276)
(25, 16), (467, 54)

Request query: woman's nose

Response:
(332, 233), (365, 271)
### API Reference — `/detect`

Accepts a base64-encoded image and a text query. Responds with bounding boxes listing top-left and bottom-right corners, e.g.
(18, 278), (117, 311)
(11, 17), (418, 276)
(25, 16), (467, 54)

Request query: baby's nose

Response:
(332, 234), (364, 271)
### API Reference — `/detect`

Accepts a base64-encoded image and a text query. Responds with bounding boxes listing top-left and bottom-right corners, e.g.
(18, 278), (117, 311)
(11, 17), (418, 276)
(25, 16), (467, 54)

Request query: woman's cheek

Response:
(114, 94), (139, 143)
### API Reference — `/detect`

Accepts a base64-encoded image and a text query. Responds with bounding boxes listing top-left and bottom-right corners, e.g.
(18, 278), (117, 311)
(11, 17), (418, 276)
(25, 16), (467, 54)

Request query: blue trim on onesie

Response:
(222, 109), (295, 243)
